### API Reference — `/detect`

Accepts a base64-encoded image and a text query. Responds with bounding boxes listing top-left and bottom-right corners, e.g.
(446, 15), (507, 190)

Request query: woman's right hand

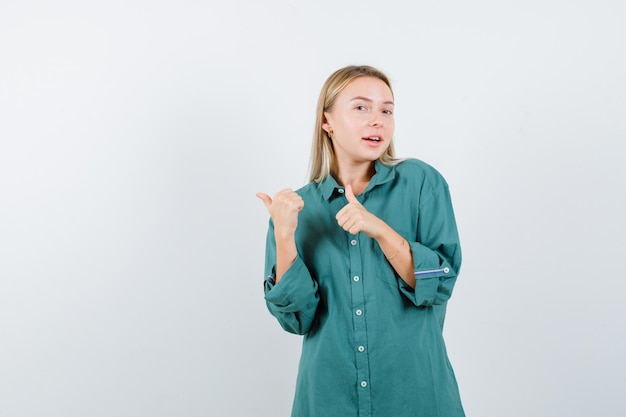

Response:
(256, 189), (304, 237)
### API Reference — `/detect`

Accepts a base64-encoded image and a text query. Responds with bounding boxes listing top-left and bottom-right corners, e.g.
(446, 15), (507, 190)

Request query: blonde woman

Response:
(257, 65), (465, 417)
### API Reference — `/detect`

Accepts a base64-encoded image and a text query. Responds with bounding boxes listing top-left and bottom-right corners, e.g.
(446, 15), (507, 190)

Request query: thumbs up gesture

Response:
(256, 189), (304, 237)
(336, 184), (382, 237)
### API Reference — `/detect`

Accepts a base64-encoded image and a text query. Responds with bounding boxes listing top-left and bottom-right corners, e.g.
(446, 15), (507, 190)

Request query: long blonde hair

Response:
(308, 65), (398, 183)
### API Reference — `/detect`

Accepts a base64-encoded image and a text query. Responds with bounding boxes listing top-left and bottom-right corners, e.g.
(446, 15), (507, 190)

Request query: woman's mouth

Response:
(363, 136), (381, 142)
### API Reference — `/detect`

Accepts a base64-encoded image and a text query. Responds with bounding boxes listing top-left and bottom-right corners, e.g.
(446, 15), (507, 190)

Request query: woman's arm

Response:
(256, 189), (302, 283)
(336, 183), (461, 306)
(261, 220), (320, 335)
(402, 182), (461, 307)
(335, 184), (416, 287)
(257, 189), (320, 334)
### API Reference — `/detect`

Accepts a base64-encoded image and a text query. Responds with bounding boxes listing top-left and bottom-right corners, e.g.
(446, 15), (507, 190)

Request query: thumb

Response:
(256, 192), (273, 211)
(345, 184), (359, 204)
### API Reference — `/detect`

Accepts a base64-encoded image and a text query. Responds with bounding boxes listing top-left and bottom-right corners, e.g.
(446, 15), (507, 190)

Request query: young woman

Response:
(256, 65), (465, 417)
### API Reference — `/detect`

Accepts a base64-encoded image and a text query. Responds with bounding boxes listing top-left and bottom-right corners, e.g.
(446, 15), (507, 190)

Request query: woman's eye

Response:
(383, 109), (393, 115)
(356, 105), (367, 111)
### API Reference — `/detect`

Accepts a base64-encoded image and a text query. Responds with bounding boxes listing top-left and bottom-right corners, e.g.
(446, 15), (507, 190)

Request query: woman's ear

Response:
(322, 112), (332, 134)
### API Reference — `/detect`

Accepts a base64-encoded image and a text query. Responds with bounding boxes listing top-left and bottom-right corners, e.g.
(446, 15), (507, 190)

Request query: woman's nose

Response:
(369, 115), (382, 127)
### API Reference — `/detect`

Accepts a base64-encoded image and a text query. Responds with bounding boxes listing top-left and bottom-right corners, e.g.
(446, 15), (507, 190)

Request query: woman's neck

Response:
(333, 160), (376, 195)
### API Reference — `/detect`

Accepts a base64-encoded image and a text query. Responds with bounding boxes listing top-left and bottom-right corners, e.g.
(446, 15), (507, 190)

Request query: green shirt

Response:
(263, 158), (465, 417)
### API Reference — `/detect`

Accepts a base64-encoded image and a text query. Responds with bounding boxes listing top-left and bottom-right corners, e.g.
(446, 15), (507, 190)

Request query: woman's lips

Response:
(362, 136), (383, 146)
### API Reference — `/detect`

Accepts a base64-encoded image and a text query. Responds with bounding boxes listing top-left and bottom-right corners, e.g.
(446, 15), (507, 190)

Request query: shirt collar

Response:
(318, 160), (396, 201)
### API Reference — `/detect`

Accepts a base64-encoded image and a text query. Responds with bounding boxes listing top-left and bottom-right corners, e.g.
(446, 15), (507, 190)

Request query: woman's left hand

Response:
(336, 184), (383, 237)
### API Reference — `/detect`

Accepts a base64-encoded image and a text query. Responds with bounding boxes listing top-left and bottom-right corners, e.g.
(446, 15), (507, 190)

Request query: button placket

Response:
(347, 232), (371, 414)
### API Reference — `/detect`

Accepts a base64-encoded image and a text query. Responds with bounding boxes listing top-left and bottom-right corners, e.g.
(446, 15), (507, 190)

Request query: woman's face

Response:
(323, 76), (395, 167)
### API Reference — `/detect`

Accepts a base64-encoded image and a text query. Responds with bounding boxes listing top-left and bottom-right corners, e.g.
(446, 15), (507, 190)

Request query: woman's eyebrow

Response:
(350, 96), (394, 105)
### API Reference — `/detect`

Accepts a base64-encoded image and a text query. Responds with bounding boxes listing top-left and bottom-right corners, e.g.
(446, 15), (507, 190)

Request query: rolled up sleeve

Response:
(399, 183), (462, 307)
(263, 222), (320, 335)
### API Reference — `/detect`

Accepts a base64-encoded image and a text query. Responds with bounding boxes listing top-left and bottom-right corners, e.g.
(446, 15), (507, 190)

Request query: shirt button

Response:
(443, 267), (450, 273)
(353, 275), (360, 282)
(358, 345), (365, 352)
(360, 381), (368, 388)
(351, 239), (357, 246)
(355, 309), (363, 316)
(338, 188), (344, 194)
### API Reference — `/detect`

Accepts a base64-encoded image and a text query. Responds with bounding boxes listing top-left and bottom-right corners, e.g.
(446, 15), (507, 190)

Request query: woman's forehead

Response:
(339, 76), (394, 103)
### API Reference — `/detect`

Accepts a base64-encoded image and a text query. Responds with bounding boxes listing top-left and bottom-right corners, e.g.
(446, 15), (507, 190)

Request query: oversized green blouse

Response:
(263, 158), (465, 417)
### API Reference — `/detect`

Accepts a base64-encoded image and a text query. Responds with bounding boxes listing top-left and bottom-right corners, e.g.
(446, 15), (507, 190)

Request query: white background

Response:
(1, 1), (625, 416)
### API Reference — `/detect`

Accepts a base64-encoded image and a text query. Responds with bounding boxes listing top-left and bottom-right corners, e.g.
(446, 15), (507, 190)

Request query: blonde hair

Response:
(308, 65), (399, 183)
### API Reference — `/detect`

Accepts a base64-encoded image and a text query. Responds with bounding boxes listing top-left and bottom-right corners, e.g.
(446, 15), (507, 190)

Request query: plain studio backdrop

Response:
(1, 1), (625, 416)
